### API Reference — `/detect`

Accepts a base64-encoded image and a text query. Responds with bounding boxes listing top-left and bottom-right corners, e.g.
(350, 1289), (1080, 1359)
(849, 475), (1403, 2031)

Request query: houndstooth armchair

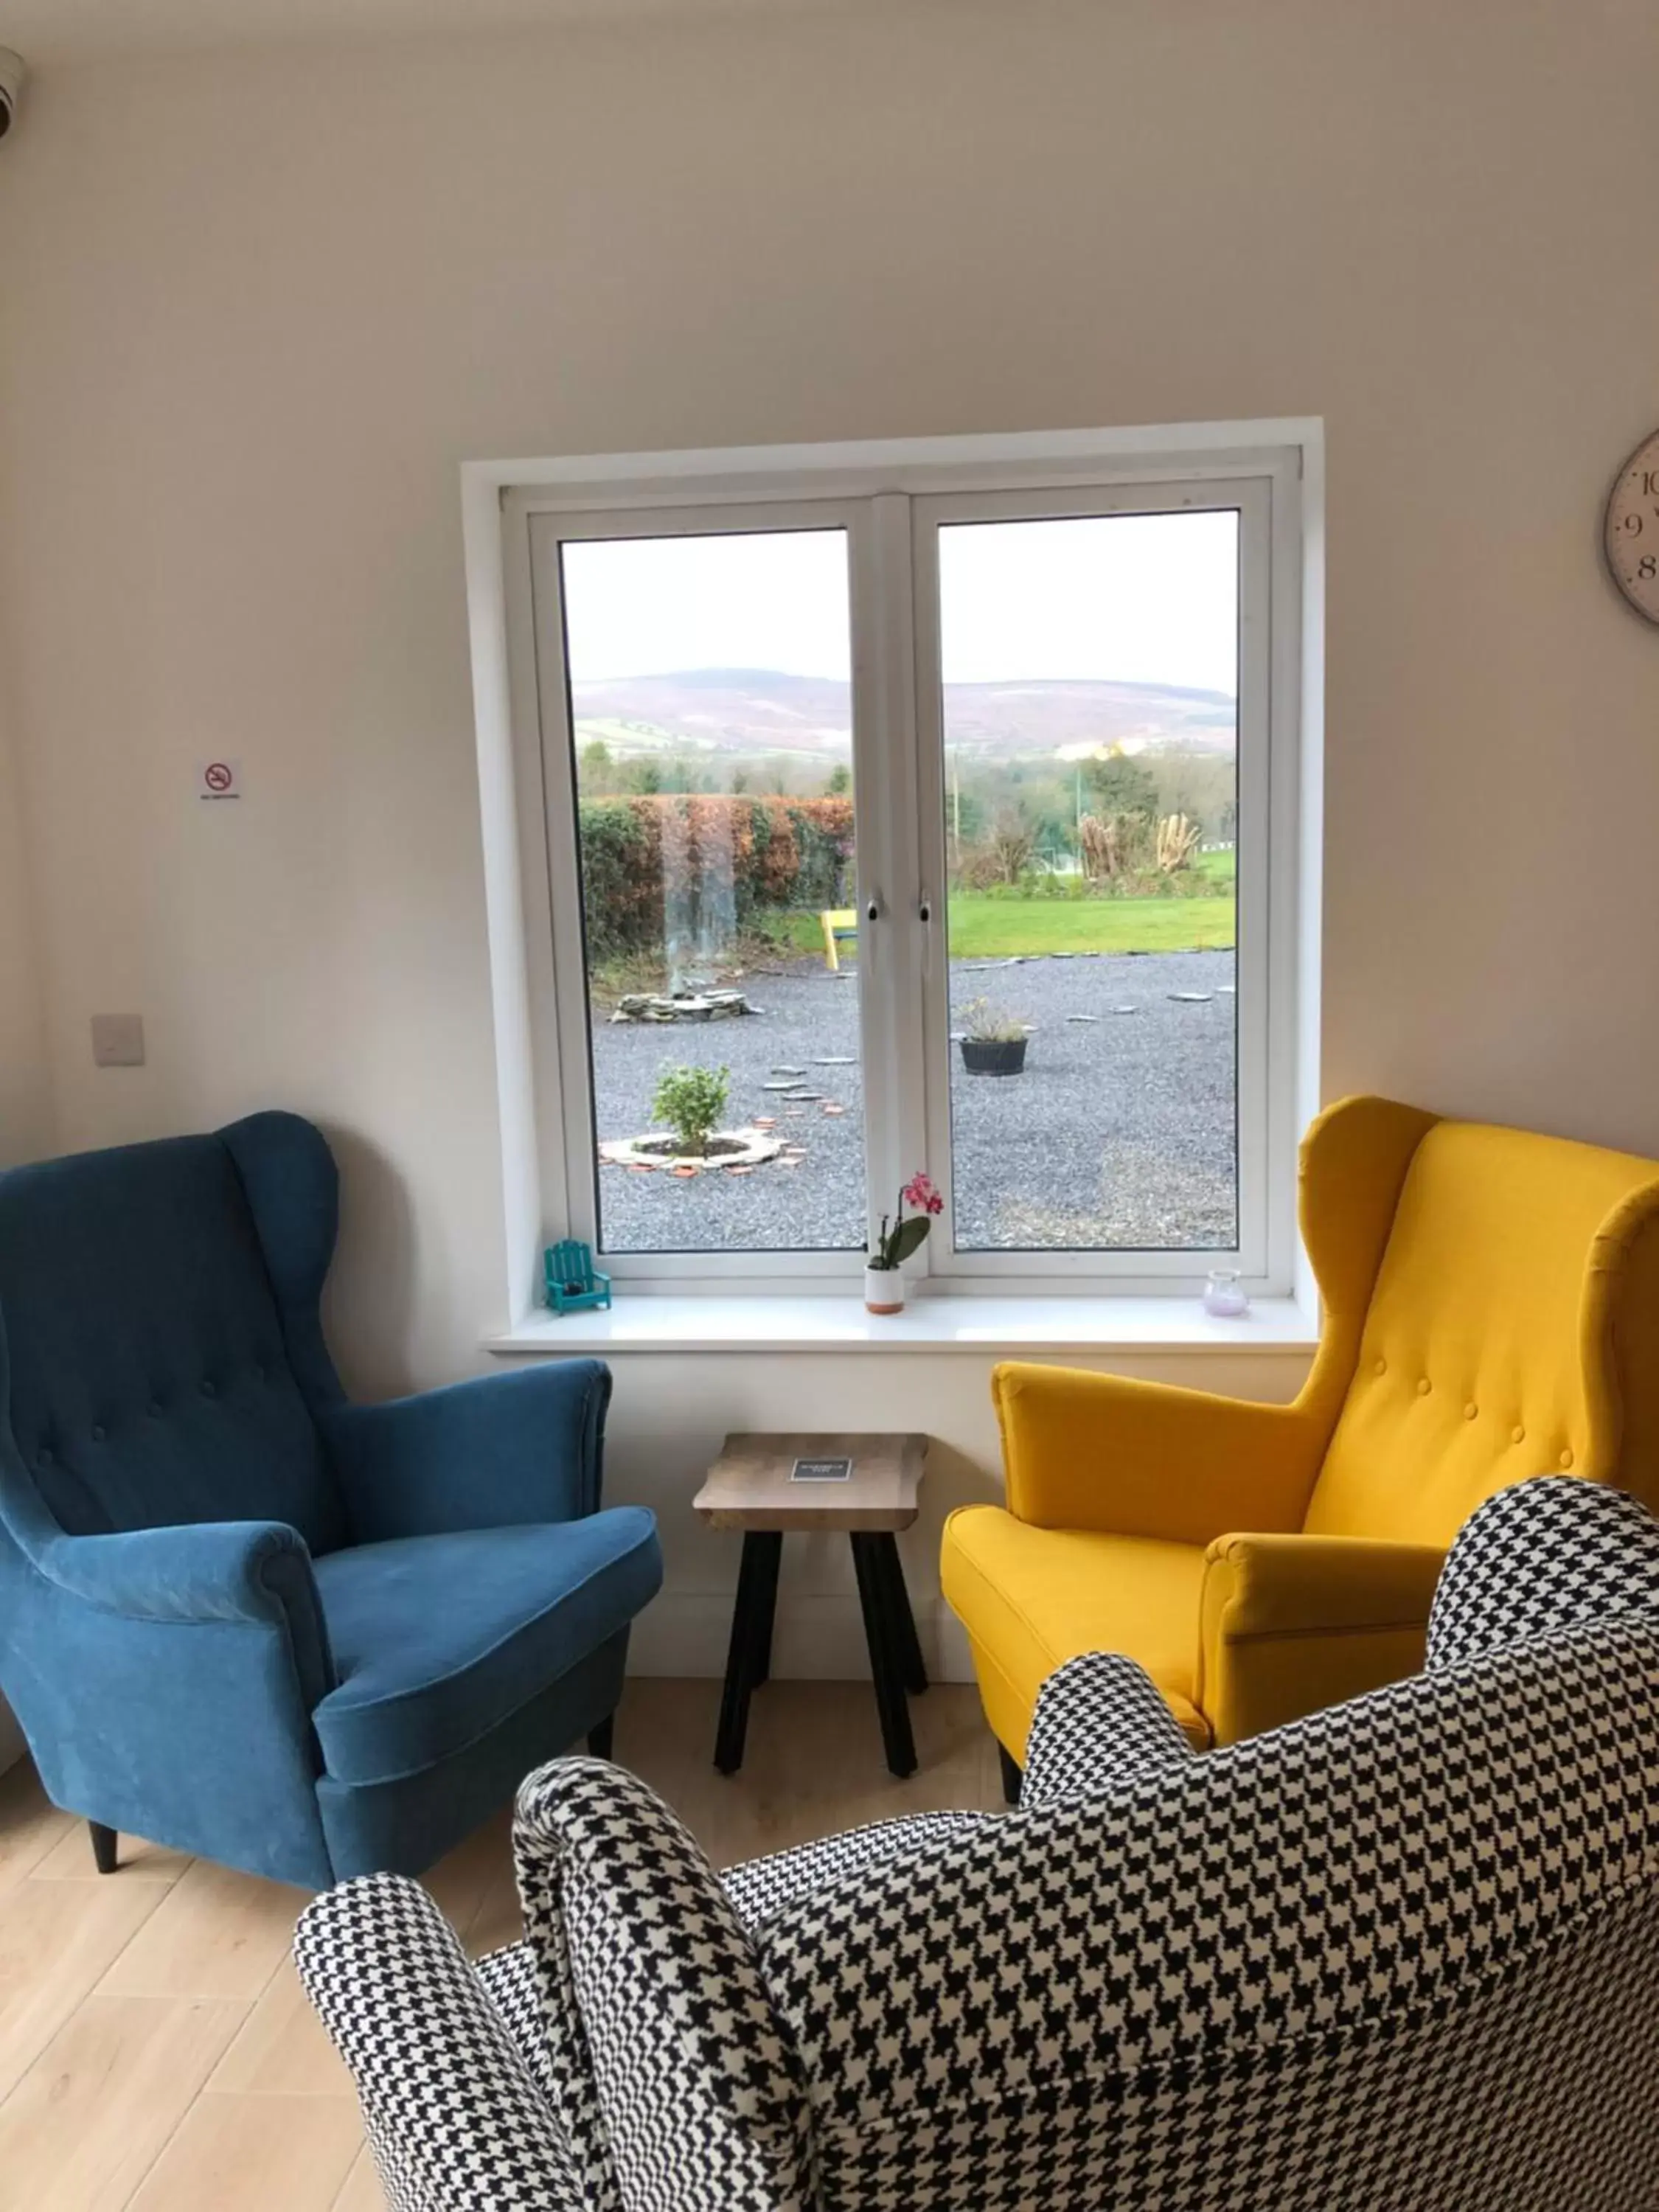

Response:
(295, 1478), (1659, 2211)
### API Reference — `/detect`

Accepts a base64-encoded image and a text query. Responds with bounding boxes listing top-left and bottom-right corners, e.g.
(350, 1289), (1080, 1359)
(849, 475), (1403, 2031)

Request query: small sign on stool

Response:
(694, 1433), (928, 1779)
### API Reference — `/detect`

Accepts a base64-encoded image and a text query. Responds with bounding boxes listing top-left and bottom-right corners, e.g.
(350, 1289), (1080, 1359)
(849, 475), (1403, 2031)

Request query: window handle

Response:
(919, 892), (933, 979)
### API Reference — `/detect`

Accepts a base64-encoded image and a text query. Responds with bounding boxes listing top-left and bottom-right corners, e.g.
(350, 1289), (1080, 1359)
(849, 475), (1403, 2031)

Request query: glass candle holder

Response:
(1203, 1268), (1250, 1319)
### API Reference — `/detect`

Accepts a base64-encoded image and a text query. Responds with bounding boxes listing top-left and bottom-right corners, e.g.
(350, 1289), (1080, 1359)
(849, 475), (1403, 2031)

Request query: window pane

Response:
(559, 529), (863, 1254)
(936, 510), (1239, 1252)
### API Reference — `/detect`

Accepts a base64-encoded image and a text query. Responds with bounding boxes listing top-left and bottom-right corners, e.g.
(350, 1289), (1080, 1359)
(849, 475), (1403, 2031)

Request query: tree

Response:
(988, 802), (1037, 884)
(824, 762), (851, 796)
(1086, 750), (1159, 822)
(578, 737), (618, 795)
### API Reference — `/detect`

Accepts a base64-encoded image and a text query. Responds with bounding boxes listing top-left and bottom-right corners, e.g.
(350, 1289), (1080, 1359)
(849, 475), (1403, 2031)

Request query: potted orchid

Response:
(865, 1172), (944, 1314)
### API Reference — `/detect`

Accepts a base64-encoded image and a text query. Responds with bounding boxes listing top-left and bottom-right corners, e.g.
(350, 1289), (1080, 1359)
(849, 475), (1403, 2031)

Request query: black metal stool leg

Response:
(751, 1529), (782, 1688)
(714, 1531), (782, 1775)
(852, 1531), (917, 1778)
(874, 1533), (928, 1694)
(998, 1746), (1023, 1806)
(586, 1714), (615, 1759)
(89, 1820), (119, 1874)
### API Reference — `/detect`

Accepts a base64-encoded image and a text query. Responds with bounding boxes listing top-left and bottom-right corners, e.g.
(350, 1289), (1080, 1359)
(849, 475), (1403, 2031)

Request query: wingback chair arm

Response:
(1020, 1652), (1197, 1810)
(992, 1360), (1326, 1546)
(321, 1358), (612, 1545)
(32, 1517), (335, 1714)
(1195, 1530), (1444, 1745)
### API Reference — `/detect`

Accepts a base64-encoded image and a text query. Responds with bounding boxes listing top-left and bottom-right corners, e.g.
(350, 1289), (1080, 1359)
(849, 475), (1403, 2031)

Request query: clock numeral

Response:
(1638, 554), (1658, 582)
(1622, 512), (1645, 537)
(1644, 470), (1659, 496)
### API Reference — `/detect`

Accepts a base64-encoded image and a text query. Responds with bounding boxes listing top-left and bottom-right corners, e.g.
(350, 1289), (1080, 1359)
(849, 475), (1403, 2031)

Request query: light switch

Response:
(91, 1013), (145, 1068)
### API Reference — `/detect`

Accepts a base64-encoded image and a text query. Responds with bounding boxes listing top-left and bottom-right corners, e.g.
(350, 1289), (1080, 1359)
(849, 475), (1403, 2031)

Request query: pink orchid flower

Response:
(902, 1172), (945, 1217)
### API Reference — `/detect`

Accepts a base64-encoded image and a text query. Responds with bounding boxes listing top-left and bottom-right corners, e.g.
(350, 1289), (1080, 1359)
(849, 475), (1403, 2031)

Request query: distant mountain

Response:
(571, 668), (1234, 762)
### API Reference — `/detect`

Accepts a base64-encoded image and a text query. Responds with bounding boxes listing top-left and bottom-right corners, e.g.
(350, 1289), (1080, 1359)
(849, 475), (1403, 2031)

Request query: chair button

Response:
(1559, 1449), (1574, 1470)
(91, 1424), (106, 1442)
(1373, 1358), (1387, 1376)
(200, 1380), (217, 1399)
(1463, 1403), (1478, 1422)
(147, 1401), (162, 1419)
(1416, 1378), (1432, 1396)
(1512, 1425), (1526, 1444)
(37, 1447), (52, 1464)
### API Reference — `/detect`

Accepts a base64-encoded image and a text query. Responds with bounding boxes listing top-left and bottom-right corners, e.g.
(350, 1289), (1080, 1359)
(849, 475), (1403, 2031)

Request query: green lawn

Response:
(948, 894), (1234, 958)
(769, 888), (1234, 964)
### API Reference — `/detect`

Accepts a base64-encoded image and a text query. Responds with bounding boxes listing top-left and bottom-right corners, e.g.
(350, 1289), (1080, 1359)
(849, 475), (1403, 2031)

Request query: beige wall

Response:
(0, 0), (1655, 1666)
(0, 688), (49, 1170)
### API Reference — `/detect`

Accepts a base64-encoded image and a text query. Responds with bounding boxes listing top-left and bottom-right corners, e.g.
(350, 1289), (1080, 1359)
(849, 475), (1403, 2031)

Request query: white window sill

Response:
(485, 1294), (1320, 1358)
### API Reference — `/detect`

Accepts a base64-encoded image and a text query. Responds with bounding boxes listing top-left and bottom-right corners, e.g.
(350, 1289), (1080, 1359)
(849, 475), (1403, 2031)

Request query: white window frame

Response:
(487, 422), (1317, 1305)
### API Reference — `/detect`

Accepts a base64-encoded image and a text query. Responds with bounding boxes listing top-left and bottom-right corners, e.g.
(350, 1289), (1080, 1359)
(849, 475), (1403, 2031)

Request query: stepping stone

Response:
(753, 1117), (777, 1130)
(725, 1164), (756, 1175)
(1169, 992), (1213, 1004)
(762, 1080), (802, 1092)
(786, 1091), (824, 1102)
(669, 1165), (699, 1178)
(1066, 1015), (1099, 1023)
(822, 1104), (846, 1117)
(814, 1056), (856, 1066)
(1111, 1006), (1139, 1015)
(1219, 985), (1237, 995)
(771, 1065), (807, 1076)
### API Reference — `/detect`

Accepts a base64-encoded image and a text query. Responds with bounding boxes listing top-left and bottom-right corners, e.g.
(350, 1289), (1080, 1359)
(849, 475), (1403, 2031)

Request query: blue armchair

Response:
(0, 1112), (663, 1890)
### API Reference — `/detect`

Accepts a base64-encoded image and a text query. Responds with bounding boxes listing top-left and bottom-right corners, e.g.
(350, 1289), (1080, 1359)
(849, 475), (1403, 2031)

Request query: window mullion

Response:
(849, 494), (929, 1270)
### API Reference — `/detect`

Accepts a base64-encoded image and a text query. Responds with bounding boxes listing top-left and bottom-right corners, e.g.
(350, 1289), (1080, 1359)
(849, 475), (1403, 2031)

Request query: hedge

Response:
(578, 794), (855, 958)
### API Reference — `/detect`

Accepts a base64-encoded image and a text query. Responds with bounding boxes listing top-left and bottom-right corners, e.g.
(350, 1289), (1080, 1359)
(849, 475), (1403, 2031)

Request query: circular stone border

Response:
(599, 1127), (785, 1172)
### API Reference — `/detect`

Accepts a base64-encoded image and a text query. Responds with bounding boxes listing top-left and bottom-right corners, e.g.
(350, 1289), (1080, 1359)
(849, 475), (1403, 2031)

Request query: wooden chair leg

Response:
(89, 1820), (119, 1874)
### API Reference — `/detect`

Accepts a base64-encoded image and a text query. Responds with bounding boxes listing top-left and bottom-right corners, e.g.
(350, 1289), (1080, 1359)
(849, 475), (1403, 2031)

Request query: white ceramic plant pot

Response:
(864, 1265), (905, 1315)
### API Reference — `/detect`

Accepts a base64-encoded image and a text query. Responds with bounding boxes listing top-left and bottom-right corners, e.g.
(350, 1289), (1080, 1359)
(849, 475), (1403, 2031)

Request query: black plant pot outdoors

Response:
(960, 1036), (1028, 1077)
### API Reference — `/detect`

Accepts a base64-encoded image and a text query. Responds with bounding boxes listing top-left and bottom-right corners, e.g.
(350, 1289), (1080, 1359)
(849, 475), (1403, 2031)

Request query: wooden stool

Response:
(694, 1432), (928, 1778)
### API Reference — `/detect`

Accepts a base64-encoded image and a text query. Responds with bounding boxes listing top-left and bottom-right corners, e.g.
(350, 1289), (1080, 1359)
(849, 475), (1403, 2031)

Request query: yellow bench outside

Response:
(819, 908), (858, 972)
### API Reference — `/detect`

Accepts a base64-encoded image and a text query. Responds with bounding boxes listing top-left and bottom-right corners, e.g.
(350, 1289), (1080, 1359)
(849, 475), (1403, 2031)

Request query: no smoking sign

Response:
(197, 759), (242, 801)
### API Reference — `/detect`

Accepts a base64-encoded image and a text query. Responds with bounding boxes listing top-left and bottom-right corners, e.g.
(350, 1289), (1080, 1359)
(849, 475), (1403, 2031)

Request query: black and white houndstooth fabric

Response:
(291, 1867), (582, 2211)
(296, 1479), (1659, 2212)
(1019, 1647), (1197, 1809)
(1427, 1473), (1659, 1670)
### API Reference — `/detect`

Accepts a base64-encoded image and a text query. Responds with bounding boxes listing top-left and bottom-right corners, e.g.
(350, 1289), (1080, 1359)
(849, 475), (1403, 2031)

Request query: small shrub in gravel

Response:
(651, 1063), (730, 1157)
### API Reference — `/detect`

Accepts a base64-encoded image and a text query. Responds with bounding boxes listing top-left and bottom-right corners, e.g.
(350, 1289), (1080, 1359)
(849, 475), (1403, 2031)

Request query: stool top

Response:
(693, 1432), (927, 1531)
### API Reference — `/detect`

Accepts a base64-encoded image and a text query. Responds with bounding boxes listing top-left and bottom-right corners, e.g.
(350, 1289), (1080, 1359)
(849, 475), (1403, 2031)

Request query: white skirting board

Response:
(625, 1590), (976, 1685)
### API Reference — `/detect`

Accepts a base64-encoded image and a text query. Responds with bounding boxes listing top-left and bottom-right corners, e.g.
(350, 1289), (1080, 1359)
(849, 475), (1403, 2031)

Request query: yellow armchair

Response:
(942, 1094), (1659, 1763)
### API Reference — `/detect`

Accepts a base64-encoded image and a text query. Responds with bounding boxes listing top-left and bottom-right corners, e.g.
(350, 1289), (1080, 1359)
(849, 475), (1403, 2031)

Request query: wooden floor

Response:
(0, 1678), (1004, 2210)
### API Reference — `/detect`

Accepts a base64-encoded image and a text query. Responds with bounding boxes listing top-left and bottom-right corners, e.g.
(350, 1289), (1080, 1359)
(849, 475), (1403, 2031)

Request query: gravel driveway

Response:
(591, 950), (1237, 1255)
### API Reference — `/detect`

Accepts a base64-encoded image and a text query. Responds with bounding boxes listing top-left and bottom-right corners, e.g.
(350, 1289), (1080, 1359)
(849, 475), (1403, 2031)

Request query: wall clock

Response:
(1604, 429), (1659, 624)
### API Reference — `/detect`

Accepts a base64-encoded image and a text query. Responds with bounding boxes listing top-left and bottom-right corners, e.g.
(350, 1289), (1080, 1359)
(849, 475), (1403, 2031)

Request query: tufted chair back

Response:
(0, 1116), (348, 1553)
(1304, 1114), (1659, 1545)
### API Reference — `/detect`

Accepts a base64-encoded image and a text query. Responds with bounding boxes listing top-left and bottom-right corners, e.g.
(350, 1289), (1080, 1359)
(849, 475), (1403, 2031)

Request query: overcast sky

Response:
(560, 509), (1239, 697)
